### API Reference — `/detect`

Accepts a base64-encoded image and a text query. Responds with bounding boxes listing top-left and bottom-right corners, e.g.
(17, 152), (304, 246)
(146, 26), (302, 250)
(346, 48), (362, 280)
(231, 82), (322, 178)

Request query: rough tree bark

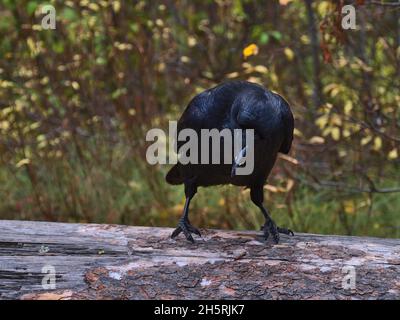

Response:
(0, 220), (399, 300)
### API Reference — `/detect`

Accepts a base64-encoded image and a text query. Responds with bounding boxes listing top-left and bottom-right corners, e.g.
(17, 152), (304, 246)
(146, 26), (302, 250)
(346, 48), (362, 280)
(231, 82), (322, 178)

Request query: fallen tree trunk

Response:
(0, 220), (399, 300)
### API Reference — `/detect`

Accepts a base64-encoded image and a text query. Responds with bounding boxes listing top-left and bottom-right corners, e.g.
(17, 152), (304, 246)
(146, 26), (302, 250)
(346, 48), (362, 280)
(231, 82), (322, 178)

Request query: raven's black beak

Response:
(231, 165), (237, 177)
(231, 146), (247, 177)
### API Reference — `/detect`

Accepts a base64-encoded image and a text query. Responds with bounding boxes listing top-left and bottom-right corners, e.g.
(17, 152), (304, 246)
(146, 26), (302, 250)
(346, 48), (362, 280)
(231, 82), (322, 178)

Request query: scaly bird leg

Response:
(251, 185), (294, 244)
(171, 177), (201, 243)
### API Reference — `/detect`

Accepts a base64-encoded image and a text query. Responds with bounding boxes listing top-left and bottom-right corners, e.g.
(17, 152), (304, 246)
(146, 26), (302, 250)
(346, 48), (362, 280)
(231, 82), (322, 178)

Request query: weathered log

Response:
(0, 219), (399, 300)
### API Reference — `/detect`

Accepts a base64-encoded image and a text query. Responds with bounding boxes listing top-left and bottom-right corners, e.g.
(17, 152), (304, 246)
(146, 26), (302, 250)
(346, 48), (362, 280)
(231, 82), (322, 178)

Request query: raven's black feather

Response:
(167, 80), (294, 187)
(167, 80), (295, 243)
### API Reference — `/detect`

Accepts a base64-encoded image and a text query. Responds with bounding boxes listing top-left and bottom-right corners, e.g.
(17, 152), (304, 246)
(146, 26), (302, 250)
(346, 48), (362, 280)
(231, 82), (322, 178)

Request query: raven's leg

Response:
(171, 177), (201, 243)
(250, 185), (294, 244)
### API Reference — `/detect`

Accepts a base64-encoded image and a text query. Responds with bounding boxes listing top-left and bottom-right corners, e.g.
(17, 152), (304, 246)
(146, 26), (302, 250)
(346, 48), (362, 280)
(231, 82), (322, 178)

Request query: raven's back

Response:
(166, 81), (294, 186)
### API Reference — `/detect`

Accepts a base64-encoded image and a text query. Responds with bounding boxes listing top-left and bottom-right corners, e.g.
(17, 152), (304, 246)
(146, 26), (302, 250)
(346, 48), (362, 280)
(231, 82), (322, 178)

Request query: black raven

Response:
(166, 81), (294, 244)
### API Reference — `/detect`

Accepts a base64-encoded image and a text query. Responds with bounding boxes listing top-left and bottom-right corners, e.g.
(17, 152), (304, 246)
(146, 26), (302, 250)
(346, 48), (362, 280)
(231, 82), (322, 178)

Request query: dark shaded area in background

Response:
(0, 0), (399, 237)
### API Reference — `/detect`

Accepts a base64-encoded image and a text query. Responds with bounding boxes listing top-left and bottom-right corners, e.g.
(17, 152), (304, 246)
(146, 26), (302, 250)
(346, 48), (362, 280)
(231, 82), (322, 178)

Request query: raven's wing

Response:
(276, 94), (294, 154)
(176, 90), (220, 148)
(235, 91), (294, 154)
(166, 92), (212, 185)
(166, 164), (183, 185)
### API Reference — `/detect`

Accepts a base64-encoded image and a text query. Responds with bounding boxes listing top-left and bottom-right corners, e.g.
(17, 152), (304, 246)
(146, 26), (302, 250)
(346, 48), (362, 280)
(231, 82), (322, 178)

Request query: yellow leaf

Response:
(344, 101), (353, 115)
(317, 1), (333, 15)
(247, 76), (262, 84)
(0, 106), (13, 116)
(270, 72), (278, 85)
(16, 158), (30, 168)
(361, 136), (372, 146)
(264, 184), (278, 193)
(344, 200), (355, 214)
(388, 149), (398, 160)
(242, 62), (252, 69)
(0, 80), (13, 88)
(284, 47), (294, 61)
(112, 1), (121, 12)
(88, 3), (99, 11)
(322, 127), (331, 137)
(373, 137), (382, 151)
(27, 37), (36, 54)
(293, 128), (303, 137)
(330, 87), (340, 98)
(300, 35), (310, 45)
(226, 72), (239, 78)
(71, 81), (80, 90)
(29, 122), (40, 130)
(243, 44), (259, 59)
(187, 36), (197, 47)
(331, 127), (340, 141)
(253, 65), (268, 74)
(323, 103), (333, 111)
(331, 114), (342, 126)
(338, 56), (348, 68)
(180, 56), (190, 63)
(286, 179), (295, 192)
(0, 120), (10, 131)
(218, 198), (225, 206)
(36, 134), (46, 142)
(128, 180), (141, 190)
(279, 154), (299, 165)
(342, 129), (351, 138)
(315, 114), (328, 129)
(309, 136), (325, 144)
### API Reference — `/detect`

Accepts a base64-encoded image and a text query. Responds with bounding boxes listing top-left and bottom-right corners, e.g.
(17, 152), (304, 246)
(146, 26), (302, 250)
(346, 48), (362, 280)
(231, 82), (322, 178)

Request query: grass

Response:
(1, 133), (399, 239)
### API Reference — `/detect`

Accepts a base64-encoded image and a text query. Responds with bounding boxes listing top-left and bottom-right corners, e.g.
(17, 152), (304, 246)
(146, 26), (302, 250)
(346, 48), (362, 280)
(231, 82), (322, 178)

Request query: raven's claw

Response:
(263, 220), (280, 244)
(261, 222), (294, 243)
(171, 219), (201, 243)
(277, 227), (294, 236)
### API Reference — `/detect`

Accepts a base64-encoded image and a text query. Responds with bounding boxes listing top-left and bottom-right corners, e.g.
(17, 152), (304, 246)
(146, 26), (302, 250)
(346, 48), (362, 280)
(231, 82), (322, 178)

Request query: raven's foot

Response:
(277, 227), (294, 236)
(171, 219), (201, 243)
(261, 222), (294, 244)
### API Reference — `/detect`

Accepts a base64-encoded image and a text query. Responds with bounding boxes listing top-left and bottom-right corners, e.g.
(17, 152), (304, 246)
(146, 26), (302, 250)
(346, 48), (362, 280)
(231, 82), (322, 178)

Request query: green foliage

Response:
(0, 0), (399, 237)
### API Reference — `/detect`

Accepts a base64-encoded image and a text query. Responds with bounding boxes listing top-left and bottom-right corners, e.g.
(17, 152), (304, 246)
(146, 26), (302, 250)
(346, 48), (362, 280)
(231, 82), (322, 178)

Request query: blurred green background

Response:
(0, 0), (399, 238)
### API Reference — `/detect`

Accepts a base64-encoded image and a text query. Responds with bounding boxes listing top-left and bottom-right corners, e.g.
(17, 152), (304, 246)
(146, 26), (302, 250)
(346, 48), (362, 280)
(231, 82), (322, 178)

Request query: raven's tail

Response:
(166, 164), (184, 185)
